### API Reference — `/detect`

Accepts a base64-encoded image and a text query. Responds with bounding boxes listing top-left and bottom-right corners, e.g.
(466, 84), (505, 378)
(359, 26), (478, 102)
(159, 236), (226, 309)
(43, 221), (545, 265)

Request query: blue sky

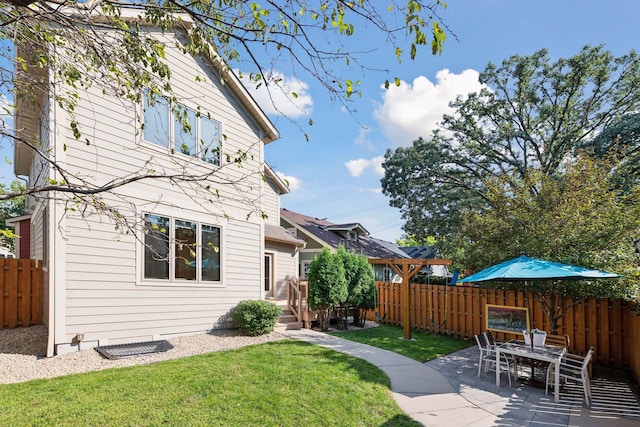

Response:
(260, 1), (640, 242)
(2, 1), (639, 242)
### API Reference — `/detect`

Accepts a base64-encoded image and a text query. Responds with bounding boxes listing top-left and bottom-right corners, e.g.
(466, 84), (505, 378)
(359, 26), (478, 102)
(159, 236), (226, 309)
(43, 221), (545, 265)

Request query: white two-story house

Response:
(14, 10), (302, 356)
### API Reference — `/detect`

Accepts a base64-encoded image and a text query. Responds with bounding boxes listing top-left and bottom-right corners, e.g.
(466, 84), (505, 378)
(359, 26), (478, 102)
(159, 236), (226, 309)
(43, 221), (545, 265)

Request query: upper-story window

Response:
(143, 93), (221, 166)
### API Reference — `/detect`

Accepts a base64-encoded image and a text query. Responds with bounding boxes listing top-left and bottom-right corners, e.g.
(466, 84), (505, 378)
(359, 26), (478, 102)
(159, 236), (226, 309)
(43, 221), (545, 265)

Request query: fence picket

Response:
(18, 259), (31, 327)
(1, 259), (42, 330)
(6, 259), (18, 328)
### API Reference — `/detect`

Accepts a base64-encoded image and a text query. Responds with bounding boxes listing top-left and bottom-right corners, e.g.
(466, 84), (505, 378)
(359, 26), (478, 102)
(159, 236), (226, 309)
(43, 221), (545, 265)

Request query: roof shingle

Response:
(280, 208), (408, 259)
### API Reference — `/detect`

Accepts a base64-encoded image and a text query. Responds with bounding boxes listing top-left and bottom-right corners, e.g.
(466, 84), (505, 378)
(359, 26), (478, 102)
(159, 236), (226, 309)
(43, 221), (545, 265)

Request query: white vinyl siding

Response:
(45, 28), (269, 347)
(265, 241), (299, 299)
(262, 175), (281, 225)
(63, 212), (261, 344)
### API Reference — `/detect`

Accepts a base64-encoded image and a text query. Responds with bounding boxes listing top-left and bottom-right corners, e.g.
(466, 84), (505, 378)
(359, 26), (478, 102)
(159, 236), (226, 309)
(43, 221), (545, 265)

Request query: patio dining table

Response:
(496, 340), (566, 402)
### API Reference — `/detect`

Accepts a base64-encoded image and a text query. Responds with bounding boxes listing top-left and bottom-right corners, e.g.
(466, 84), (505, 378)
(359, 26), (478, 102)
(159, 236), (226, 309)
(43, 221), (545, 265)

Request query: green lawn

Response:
(0, 340), (420, 427)
(331, 324), (472, 362)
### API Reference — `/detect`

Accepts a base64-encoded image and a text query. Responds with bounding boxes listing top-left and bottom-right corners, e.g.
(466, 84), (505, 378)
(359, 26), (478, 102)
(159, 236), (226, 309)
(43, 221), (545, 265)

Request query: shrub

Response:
(233, 300), (282, 336)
(336, 245), (376, 328)
(308, 247), (347, 331)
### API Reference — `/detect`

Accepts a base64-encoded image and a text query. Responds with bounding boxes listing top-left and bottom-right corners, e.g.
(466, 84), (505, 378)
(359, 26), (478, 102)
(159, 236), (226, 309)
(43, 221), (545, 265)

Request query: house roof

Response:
(323, 223), (369, 236)
(263, 164), (289, 195)
(280, 208), (408, 259)
(369, 237), (411, 258)
(264, 224), (305, 247)
(401, 246), (441, 259)
(5, 214), (31, 225)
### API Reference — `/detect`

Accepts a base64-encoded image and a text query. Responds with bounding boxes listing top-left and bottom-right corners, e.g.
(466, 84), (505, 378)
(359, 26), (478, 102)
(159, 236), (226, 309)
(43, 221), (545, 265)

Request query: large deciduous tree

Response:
(1, 0), (449, 211)
(580, 112), (640, 193)
(382, 46), (640, 330)
(382, 46), (640, 242)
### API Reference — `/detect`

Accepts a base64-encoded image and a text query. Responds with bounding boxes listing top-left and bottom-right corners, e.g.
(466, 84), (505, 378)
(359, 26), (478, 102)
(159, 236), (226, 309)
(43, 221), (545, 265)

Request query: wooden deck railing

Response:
(288, 279), (303, 324)
(286, 280), (318, 328)
(1, 258), (43, 329)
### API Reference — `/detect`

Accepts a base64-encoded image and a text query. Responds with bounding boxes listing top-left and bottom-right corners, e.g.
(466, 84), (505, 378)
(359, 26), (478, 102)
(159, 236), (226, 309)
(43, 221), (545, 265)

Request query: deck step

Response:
(267, 299), (303, 331)
(275, 313), (302, 331)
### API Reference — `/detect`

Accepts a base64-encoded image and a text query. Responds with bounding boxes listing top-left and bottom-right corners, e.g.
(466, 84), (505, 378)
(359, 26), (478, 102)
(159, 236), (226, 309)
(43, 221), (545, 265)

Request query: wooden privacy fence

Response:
(629, 304), (640, 384)
(375, 281), (636, 369)
(1, 258), (42, 329)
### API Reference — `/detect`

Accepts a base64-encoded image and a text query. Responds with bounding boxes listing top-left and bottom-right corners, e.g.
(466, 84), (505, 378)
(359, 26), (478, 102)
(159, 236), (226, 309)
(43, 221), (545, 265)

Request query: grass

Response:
(0, 340), (420, 427)
(331, 324), (472, 362)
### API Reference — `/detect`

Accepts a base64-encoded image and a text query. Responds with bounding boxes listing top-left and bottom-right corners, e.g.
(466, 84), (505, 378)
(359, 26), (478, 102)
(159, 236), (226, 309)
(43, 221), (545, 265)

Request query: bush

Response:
(308, 247), (348, 331)
(233, 300), (282, 336)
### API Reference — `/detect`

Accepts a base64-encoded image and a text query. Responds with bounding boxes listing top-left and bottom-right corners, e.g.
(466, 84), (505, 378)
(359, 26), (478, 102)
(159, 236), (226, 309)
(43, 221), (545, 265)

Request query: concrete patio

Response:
(283, 328), (640, 426)
(421, 345), (640, 426)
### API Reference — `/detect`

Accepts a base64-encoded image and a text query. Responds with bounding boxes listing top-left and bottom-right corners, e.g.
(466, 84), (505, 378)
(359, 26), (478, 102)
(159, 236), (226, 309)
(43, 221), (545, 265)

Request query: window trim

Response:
(141, 92), (222, 167)
(140, 213), (223, 287)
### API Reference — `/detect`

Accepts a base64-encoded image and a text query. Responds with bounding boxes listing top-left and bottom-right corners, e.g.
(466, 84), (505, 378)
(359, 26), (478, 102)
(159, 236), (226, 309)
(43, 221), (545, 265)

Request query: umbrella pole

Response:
(524, 280), (538, 384)
(525, 281), (533, 348)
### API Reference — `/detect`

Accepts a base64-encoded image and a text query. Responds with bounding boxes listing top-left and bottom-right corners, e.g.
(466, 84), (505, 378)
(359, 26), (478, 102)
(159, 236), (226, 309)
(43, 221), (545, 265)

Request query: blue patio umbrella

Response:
(461, 255), (620, 379)
(459, 255), (621, 283)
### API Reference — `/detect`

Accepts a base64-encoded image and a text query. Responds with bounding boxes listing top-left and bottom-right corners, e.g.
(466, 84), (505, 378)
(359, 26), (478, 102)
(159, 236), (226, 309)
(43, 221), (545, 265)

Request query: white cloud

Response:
(353, 126), (375, 150)
(239, 70), (312, 118)
(276, 171), (302, 191)
(371, 155), (385, 176)
(373, 69), (487, 146)
(359, 187), (383, 194)
(345, 155), (386, 178)
(345, 158), (370, 177)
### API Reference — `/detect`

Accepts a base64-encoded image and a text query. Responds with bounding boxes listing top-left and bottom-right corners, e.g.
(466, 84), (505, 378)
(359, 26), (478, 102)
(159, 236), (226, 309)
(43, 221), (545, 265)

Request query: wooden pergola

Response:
(369, 258), (454, 340)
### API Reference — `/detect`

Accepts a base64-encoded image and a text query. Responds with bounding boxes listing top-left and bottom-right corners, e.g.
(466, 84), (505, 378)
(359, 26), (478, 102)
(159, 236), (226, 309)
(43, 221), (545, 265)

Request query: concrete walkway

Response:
(281, 328), (640, 427)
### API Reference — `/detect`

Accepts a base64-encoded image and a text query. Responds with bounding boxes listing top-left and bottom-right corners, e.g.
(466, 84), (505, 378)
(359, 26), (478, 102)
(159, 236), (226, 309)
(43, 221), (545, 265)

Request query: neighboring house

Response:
(5, 215), (30, 258)
(13, 11), (300, 356)
(0, 245), (15, 258)
(401, 246), (451, 278)
(280, 208), (408, 282)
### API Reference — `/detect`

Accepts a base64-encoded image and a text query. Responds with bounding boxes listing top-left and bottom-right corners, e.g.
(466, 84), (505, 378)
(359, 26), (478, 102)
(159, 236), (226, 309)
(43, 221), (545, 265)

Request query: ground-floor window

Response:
(143, 214), (221, 283)
(300, 261), (312, 279)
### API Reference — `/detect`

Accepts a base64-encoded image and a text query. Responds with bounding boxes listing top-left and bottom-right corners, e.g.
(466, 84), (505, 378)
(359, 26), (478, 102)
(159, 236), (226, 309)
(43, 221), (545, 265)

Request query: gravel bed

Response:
(0, 325), (286, 385)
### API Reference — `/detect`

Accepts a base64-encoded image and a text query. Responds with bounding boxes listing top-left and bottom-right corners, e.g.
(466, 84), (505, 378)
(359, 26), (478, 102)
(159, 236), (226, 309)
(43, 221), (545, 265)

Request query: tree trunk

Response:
(318, 307), (330, 331)
(353, 307), (362, 328)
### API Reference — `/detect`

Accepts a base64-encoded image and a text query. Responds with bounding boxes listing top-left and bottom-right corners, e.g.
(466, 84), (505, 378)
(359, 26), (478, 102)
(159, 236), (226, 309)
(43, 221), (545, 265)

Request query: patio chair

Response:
(545, 333), (570, 348)
(483, 330), (501, 346)
(545, 346), (595, 405)
(484, 331), (521, 378)
(474, 333), (516, 386)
